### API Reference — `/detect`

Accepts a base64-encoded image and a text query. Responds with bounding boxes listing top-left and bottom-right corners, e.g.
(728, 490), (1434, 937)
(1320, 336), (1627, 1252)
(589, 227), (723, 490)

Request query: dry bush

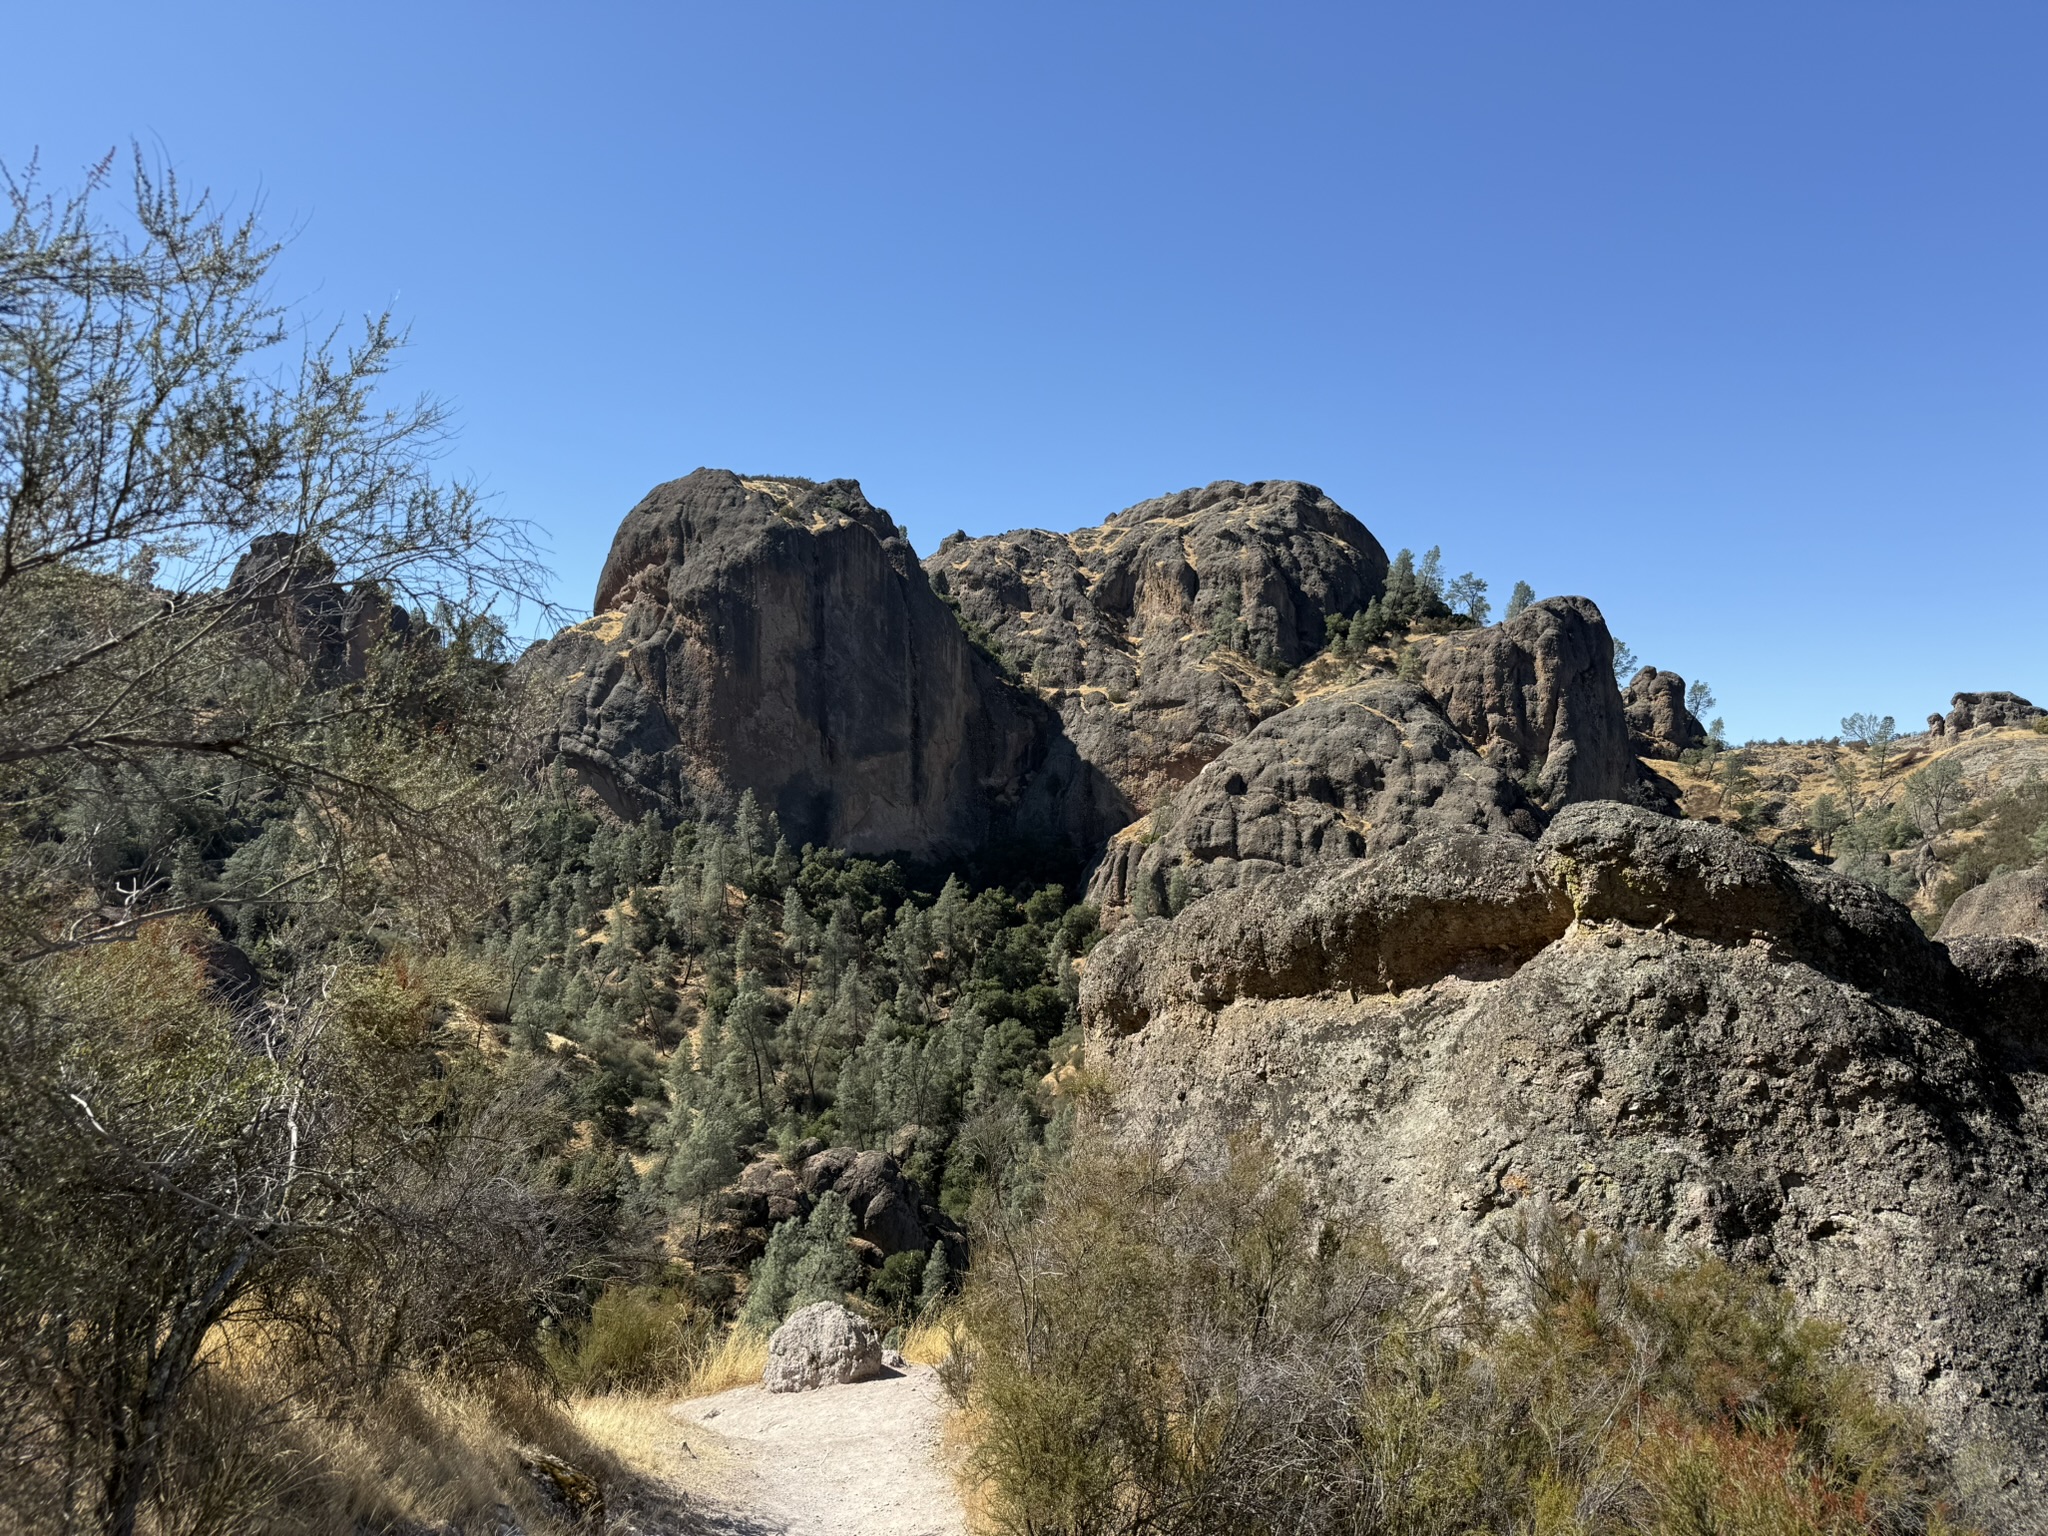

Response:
(960, 1136), (1972, 1536)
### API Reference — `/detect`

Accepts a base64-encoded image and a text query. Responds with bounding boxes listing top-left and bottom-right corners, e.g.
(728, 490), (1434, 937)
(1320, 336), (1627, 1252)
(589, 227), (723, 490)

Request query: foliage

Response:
(541, 1282), (715, 1393)
(1505, 579), (1535, 621)
(961, 1138), (1965, 1536)
(1904, 757), (1967, 836)
(1841, 714), (1899, 778)
(1932, 774), (2048, 919)
(740, 1192), (864, 1329)
(1614, 638), (1640, 682)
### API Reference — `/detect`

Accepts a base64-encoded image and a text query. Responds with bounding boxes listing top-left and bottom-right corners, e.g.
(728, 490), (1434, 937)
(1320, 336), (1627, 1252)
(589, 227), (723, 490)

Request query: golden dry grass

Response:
(678, 1327), (771, 1398)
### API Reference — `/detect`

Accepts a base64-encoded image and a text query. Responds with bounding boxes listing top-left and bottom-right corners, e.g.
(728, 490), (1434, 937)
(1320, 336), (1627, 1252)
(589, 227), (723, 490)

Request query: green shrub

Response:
(961, 1138), (1967, 1536)
(740, 1191), (862, 1330)
(542, 1284), (715, 1393)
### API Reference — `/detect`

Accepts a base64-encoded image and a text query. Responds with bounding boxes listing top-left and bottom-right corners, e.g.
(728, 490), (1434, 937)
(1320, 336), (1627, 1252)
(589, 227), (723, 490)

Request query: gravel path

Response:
(664, 1365), (967, 1536)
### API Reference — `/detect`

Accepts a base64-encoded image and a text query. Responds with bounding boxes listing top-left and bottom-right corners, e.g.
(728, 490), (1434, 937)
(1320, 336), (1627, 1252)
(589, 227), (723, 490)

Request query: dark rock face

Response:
(1083, 801), (2048, 1476)
(1621, 666), (1708, 759)
(1087, 681), (1542, 917)
(710, 1148), (963, 1272)
(1420, 597), (1644, 808)
(1946, 691), (2045, 734)
(1939, 868), (2048, 940)
(925, 480), (1388, 811)
(229, 533), (414, 684)
(519, 470), (1128, 871)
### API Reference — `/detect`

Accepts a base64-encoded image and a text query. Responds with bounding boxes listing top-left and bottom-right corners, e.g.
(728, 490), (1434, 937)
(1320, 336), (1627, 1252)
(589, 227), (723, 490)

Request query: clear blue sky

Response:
(8, 2), (2043, 741)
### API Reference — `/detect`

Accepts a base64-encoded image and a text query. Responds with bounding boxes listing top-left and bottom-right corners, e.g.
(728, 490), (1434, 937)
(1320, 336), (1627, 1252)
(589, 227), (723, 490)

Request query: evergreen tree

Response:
(1505, 580), (1535, 621)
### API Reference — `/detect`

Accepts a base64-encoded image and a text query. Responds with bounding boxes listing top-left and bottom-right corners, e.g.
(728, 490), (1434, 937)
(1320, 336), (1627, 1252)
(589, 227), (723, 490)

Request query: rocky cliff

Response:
(925, 480), (1389, 812)
(520, 470), (1128, 871)
(1419, 595), (1650, 809)
(1082, 801), (2048, 1479)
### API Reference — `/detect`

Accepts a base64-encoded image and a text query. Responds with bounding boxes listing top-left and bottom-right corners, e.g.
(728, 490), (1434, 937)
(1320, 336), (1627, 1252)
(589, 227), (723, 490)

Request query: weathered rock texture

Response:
(1087, 681), (1541, 916)
(700, 1148), (963, 1275)
(229, 533), (416, 685)
(1420, 598), (1646, 809)
(1946, 691), (2044, 735)
(1083, 802), (2048, 1476)
(1622, 666), (1708, 759)
(1939, 868), (2048, 940)
(763, 1302), (884, 1393)
(925, 480), (1388, 811)
(520, 470), (1127, 870)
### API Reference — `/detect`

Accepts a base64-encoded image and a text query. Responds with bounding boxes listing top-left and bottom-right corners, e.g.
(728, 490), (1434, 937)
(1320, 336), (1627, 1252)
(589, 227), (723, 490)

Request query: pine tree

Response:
(1505, 580), (1535, 621)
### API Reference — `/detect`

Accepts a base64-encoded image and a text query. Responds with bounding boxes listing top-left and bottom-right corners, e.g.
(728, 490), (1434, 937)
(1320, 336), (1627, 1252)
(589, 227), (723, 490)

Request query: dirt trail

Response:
(663, 1364), (966, 1536)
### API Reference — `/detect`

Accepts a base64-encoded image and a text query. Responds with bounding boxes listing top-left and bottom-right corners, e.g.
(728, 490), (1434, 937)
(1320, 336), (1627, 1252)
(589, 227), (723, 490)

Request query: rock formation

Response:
(1420, 597), (1647, 808)
(705, 1147), (963, 1274)
(763, 1302), (884, 1393)
(519, 470), (1128, 872)
(229, 532), (416, 685)
(926, 480), (1388, 811)
(1082, 802), (2048, 1476)
(1087, 680), (1541, 917)
(1945, 691), (2044, 734)
(1621, 665), (1708, 759)
(1939, 868), (2048, 940)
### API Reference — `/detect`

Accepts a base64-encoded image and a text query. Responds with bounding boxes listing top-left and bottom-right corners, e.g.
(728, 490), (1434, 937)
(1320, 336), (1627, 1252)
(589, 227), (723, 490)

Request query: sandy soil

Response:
(661, 1365), (967, 1536)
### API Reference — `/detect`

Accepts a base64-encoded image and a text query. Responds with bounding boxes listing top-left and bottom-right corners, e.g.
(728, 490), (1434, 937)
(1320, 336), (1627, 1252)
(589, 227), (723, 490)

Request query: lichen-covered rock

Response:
(1944, 690), (2044, 735)
(1083, 800), (2048, 1479)
(1939, 868), (2048, 940)
(925, 480), (1388, 811)
(518, 470), (1129, 872)
(1621, 665), (1708, 759)
(763, 1302), (884, 1393)
(1087, 681), (1541, 917)
(1420, 597), (1646, 809)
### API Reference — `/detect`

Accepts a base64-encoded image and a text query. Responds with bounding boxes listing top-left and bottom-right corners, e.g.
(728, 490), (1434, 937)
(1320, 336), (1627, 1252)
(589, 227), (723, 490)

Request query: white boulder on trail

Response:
(763, 1302), (884, 1393)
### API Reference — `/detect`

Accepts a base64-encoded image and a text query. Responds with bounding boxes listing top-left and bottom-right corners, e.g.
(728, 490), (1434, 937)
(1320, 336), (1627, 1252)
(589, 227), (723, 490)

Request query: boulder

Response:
(1621, 666), (1708, 759)
(1087, 680), (1541, 917)
(798, 1147), (950, 1258)
(1944, 691), (2044, 735)
(1420, 598), (1648, 809)
(763, 1301), (884, 1393)
(1939, 868), (2048, 941)
(518, 470), (1127, 873)
(926, 479), (1388, 811)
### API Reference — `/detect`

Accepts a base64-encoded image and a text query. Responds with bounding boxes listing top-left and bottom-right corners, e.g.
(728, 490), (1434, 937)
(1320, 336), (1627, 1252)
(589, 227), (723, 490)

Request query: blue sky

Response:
(7, 2), (2043, 741)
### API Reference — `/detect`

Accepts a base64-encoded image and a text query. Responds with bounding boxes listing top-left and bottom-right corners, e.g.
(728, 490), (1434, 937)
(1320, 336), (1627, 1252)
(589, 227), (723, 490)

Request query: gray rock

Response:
(1621, 665), (1708, 759)
(1420, 597), (1648, 809)
(1939, 868), (2048, 941)
(1945, 691), (2044, 735)
(1082, 799), (2048, 1479)
(926, 479), (1388, 812)
(763, 1302), (884, 1393)
(1087, 680), (1542, 918)
(518, 469), (1128, 872)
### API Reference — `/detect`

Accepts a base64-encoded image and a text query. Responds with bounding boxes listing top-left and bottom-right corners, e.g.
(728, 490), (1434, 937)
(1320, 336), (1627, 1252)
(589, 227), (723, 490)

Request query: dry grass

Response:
(678, 1326), (771, 1398)
(902, 1308), (968, 1368)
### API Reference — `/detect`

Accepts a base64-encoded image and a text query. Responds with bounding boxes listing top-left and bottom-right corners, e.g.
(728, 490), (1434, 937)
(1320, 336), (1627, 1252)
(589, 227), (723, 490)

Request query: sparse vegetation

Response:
(959, 1137), (1970, 1536)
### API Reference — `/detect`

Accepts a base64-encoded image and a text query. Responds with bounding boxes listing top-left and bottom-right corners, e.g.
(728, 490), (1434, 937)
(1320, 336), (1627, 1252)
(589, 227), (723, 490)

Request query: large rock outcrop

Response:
(1087, 680), (1541, 917)
(1621, 665), (1708, 759)
(519, 471), (1128, 871)
(1083, 801), (2048, 1476)
(926, 480), (1388, 811)
(1420, 597), (1645, 808)
(1945, 691), (2044, 735)
(1939, 868), (2048, 941)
